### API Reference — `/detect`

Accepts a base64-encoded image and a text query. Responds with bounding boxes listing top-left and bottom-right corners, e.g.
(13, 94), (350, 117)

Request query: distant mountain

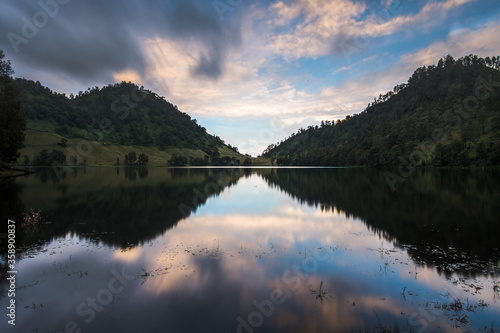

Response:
(262, 54), (500, 167)
(15, 79), (248, 166)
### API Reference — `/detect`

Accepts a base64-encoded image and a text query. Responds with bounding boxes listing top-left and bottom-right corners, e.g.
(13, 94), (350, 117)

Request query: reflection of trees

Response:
(8, 167), (500, 276)
(35, 167), (66, 183)
(16, 168), (244, 249)
(258, 168), (500, 277)
(124, 166), (149, 181)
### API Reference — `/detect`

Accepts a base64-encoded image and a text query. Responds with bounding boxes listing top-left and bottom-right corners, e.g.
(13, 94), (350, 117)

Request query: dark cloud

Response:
(162, 1), (242, 79)
(193, 53), (223, 78)
(329, 29), (363, 57)
(0, 0), (244, 84)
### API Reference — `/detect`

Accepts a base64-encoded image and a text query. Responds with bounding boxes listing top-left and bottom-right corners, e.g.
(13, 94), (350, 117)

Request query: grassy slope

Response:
(18, 129), (267, 166)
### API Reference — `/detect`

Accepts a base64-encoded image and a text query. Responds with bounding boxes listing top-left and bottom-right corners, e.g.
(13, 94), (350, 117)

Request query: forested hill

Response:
(262, 54), (500, 167)
(15, 79), (243, 163)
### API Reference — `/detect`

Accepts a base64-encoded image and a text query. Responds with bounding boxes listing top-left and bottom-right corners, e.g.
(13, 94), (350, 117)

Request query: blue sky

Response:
(1, 0), (500, 155)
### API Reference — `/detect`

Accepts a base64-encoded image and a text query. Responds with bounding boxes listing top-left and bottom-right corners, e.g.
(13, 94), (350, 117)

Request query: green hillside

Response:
(14, 79), (251, 166)
(263, 54), (500, 167)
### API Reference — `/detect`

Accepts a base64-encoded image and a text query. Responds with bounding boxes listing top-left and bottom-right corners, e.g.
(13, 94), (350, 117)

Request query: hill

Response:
(262, 54), (500, 167)
(14, 79), (251, 166)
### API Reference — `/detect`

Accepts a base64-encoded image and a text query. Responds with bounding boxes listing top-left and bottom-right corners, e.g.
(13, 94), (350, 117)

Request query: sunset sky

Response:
(1, 0), (500, 155)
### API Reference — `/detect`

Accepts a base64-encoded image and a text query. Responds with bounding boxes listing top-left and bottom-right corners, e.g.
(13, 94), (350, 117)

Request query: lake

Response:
(1, 167), (499, 332)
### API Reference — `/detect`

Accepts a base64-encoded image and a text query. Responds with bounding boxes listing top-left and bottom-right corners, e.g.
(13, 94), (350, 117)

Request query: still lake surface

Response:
(1, 167), (499, 332)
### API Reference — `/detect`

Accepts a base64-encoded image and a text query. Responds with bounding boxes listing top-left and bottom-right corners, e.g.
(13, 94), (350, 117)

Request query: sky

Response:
(1, 0), (500, 156)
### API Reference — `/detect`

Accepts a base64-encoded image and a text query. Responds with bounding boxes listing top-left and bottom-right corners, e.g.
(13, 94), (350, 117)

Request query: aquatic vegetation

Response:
(21, 209), (43, 233)
(309, 280), (332, 304)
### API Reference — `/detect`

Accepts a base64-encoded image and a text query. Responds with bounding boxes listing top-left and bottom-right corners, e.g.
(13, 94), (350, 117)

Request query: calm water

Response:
(1, 167), (500, 332)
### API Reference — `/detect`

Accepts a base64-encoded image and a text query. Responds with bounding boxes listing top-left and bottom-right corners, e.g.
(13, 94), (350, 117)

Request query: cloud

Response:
(333, 65), (354, 74)
(267, 0), (367, 60)
(0, 1), (147, 83)
(362, 0), (478, 37)
(160, 1), (242, 80)
(0, 0), (243, 84)
(265, 0), (478, 61)
(113, 69), (143, 84)
(400, 21), (500, 68)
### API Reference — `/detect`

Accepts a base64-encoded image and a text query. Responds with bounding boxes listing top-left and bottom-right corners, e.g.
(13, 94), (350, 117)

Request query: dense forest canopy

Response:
(15, 79), (229, 151)
(263, 54), (500, 167)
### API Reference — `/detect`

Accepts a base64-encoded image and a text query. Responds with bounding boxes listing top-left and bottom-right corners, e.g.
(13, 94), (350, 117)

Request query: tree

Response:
(0, 50), (27, 163)
(475, 141), (487, 164)
(138, 153), (149, 165)
(0, 51), (13, 77)
(50, 149), (66, 165)
(444, 54), (455, 67)
(485, 57), (492, 67)
(34, 150), (49, 166)
(124, 151), (137, 165)
(168, 154), (188, 166)
(487, 142), (500, 165)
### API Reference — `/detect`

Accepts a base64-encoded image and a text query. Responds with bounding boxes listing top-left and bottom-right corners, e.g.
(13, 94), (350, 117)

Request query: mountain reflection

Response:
(4, 167), (500, 276)
(256, 167), (500, 276)
(11, 168), (247, 248)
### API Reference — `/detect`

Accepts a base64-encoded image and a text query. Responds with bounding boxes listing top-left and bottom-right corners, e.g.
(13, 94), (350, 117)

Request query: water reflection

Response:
(257, 168), (500, 277)
(123, 166), (149, 181)
(9, 168), (245, 248)
(0, 167), (499, 332)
